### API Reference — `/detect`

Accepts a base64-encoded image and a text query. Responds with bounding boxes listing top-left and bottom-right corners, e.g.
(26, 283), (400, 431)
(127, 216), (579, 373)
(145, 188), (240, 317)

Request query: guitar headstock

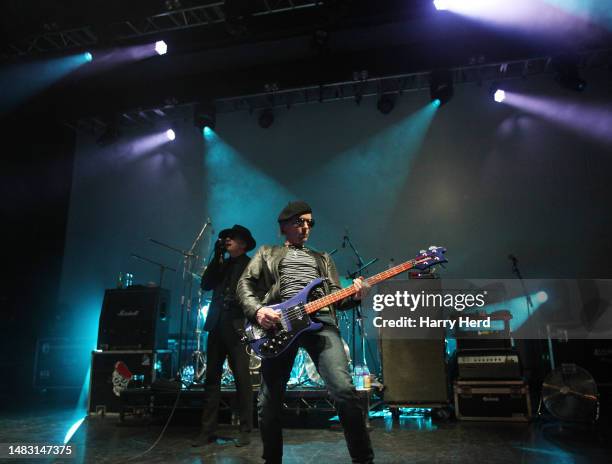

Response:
(414, 246), (447, 271)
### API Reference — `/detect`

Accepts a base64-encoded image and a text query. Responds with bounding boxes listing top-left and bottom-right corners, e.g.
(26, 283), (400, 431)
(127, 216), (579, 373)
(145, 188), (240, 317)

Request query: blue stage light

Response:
(63, 416), (86, 444)
(84, 52), (93, 62)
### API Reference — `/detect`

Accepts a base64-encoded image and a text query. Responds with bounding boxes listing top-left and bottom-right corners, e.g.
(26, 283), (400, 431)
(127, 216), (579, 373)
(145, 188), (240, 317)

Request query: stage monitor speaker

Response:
(381, 338), (449, 404)
(97, 286), (169, 351)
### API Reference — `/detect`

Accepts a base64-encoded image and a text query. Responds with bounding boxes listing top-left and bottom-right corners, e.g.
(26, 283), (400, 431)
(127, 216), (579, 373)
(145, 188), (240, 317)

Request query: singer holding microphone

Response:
(192, 225), (257, 448)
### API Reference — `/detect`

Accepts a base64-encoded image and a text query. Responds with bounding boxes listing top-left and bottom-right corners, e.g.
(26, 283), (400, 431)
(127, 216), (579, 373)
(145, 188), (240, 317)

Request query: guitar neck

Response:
(304, 259), (419, 315)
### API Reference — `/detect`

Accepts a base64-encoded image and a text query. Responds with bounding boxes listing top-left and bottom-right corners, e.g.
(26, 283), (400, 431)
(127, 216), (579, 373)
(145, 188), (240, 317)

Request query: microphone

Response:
(508, 254), (518, 265)
(342, 228), (348, 248)
(215, 237), (225, 254)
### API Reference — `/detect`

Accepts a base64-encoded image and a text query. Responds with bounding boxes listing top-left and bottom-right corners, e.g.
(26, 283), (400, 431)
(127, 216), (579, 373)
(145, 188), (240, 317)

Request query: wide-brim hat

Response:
(219, 224), (256, 252)
(277, 200), (312, 223)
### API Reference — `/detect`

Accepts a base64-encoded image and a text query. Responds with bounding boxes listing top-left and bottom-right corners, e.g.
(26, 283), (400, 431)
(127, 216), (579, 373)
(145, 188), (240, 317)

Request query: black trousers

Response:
(258, 325), (374, 463)
(200, 312), (253, 434)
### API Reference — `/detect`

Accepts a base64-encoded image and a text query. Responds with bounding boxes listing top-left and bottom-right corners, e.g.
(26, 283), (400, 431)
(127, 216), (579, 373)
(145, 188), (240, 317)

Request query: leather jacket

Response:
(201, 253), (250, 332)
(236, 244), (357, 326)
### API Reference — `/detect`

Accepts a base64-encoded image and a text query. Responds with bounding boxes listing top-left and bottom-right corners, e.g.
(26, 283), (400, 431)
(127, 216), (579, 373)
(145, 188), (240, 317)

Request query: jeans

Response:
(200, 312), (253, 434)
(258, 324), (374, 463)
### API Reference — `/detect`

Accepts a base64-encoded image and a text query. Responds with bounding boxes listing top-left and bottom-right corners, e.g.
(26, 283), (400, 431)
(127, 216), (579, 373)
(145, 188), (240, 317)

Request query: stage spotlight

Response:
(494, 89), (506, 103)
(429, 69), (453, 106)
(155, 40), (168, 55)
(433, 0), (450, 10)
(432, 99), (441, 108)
(166, 129), (176, 141)
(194, 102), (216, 132)
(377, 95), (395, 114)
(84, 52), (93, 62)
(258, 109), (274, 128)
(536, 291), (548, 303)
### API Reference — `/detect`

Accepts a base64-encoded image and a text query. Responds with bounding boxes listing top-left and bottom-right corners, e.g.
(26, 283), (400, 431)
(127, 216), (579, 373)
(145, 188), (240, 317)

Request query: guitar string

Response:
(278, 257), (425, 323)
(268, 252), (440, 331)
(273, 256), (429, 326)
(277, 262), (415, 325)
(258, 252), (443, 351)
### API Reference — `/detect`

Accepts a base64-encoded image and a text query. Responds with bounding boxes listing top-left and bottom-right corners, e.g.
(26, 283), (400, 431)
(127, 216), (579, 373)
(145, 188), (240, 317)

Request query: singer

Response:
(237, 201), (374, 464)
(192, 224), (257, 448)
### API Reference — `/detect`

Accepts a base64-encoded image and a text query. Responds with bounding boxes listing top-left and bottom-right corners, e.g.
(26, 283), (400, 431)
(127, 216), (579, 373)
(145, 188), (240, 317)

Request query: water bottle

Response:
(117, 272), (125, 288)
(354, 365), (363, 390)
(362, 364), (371, 389)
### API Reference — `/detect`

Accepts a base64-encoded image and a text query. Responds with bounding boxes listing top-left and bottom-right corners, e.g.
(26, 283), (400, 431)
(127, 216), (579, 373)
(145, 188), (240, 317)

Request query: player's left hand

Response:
(352, 276), (370, 300)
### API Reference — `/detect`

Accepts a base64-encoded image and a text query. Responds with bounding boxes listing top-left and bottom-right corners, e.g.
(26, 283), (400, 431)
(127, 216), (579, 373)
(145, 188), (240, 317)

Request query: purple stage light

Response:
(155, 40), (168, 56)
(494, 89), (506, 103)
(503, 91), (612, 147)
(166, 129), (175, 141)
(438, 0), (605, 42)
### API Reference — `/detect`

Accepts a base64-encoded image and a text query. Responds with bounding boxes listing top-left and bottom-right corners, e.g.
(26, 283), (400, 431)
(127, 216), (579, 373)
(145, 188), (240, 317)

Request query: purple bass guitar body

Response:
(244, 277), (325, 359)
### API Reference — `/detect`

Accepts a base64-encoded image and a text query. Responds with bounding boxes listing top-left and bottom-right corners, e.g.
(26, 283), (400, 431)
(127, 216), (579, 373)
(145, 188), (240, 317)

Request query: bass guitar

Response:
(244, 246), (447, 359)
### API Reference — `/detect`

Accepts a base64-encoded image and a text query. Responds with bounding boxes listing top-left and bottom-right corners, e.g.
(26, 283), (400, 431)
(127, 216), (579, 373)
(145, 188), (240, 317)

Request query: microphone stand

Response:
(343, 233), (378, 377)
(510, 255), (533, 317)
(509, 255), (547, 387)
(130, 253), (176, 287)
(149, 218), (211, 379)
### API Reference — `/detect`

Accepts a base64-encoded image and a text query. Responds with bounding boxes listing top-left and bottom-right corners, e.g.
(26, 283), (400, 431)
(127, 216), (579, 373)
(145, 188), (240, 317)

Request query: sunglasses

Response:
(292, 217), (315, 228)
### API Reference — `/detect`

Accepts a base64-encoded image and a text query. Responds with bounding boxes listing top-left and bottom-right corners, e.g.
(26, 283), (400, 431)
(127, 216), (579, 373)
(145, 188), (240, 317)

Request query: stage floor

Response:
(1, 403), (611, 464)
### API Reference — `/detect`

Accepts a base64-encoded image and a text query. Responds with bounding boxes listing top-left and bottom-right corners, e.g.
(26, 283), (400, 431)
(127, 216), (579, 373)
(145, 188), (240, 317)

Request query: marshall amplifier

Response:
(97, 286), (170, 351)
(457, 349), (523, 380)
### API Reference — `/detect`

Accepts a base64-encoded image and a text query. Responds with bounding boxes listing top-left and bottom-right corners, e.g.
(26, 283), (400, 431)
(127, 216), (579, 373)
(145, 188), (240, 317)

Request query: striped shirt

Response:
(279, 246), (330, 314)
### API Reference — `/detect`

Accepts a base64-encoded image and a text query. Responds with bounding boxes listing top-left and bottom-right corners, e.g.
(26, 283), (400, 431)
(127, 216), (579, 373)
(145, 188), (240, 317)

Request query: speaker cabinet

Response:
(381, 338), (449, 404)
(88, 350), (172, 415)
(97, 286), (169, 351)
(33, 338), (92, 389)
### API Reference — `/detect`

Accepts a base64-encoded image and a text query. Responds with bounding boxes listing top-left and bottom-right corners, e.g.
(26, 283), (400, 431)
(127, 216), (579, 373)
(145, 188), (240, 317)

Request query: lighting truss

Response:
(2, 1), (321, 59)
(65, 48), (612, 134)
(2, 26), (98, 58)
(214, 48), (612, 113)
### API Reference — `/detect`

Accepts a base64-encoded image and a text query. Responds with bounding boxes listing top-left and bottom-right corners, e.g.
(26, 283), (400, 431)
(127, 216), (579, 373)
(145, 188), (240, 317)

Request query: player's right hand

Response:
(256, 307), (281, 329)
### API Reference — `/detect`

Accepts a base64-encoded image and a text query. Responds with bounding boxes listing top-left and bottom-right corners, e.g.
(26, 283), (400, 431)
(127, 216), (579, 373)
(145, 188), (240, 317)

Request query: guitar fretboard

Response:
(304, 258), (426, 314)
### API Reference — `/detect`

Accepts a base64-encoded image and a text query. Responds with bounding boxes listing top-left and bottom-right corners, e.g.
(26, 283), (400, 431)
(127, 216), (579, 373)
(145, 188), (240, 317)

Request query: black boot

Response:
(191, 431), (213, 447)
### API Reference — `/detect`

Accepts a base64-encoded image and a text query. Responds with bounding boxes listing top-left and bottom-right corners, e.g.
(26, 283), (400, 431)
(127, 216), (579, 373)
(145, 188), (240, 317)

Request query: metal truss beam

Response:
(2, 26), (98, 59)
(65, 48), (612, 134)
(2, 1), (321, 59)
(214, 48), (612, 114)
